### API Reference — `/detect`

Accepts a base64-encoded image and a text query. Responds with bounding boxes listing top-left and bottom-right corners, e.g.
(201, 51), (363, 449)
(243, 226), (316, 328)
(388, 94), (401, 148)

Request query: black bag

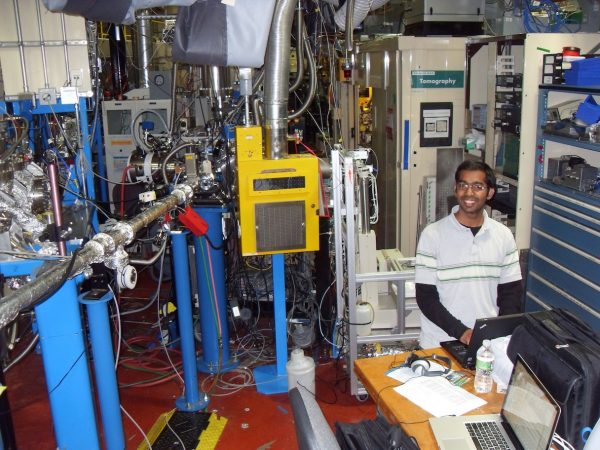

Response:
(335, 416), (420, 450)
(507, 309), (600, 449)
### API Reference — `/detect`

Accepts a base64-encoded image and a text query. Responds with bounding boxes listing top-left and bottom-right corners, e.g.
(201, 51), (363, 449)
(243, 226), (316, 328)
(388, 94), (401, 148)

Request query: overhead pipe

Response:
(136, 10), (152, 89)
(0, 181), (196, 330)
(34, 0), (50, 88)
(264, 0), (297, 159)
(334, 0), (391, 38)
(288, 26), (317, 121)
(11, 0), (28, 92)
(344, 0), (356, 51)
(289, 1), (305, 94)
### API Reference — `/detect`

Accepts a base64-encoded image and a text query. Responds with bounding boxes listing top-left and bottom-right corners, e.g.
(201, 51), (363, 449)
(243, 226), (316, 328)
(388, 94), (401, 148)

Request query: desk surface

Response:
(354, 349), (505, 449)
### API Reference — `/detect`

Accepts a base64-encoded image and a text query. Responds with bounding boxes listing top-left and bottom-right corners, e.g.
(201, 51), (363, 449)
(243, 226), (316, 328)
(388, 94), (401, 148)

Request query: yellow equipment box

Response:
(237, 151), (320, 256)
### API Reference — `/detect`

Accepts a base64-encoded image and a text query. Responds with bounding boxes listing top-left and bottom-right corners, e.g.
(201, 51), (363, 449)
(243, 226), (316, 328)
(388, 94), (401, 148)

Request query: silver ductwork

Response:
(264, 0), (297, 160)
(334, 0), (390, 31)
(136, 10), (152, 88)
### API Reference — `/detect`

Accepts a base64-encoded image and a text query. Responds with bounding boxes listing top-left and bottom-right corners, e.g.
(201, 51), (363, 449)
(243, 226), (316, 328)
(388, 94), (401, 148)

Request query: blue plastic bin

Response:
(575, 95), (600, 125)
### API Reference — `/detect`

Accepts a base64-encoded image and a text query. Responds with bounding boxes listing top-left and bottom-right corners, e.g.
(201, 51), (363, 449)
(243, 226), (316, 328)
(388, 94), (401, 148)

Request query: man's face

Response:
(454, 169), (495, 216)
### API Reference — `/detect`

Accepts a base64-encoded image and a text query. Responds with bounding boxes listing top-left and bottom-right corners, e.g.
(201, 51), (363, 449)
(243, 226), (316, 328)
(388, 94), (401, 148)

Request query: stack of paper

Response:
(394, 377), (486, 417)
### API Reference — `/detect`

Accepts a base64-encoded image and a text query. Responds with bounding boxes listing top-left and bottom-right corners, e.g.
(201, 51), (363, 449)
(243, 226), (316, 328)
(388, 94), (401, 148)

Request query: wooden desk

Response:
(355, 349), (505, 449)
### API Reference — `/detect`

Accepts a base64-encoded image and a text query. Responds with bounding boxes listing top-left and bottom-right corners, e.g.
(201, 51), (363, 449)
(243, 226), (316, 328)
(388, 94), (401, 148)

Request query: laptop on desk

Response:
(440, 313), (524, 369)
(429, 355), (560, 450)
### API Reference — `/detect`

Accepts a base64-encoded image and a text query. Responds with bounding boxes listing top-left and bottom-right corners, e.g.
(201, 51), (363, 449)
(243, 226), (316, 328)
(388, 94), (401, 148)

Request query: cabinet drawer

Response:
(525, 277), (600, 331)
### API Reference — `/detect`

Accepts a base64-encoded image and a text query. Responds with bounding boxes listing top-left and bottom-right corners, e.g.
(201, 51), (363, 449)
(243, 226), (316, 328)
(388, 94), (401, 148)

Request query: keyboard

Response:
(465, 421), (512, 450)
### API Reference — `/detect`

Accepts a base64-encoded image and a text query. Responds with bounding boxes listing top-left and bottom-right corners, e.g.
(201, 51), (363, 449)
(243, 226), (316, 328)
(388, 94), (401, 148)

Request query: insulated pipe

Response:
(288, 27), (317, 121)
(264, 0), (297, 159)
(334, 0), (391, 32)
(0, 181), (196, 330)
(136, 10), (152, 89)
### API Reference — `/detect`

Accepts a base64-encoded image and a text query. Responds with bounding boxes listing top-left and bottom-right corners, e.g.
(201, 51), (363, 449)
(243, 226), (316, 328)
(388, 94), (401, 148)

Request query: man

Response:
(415, 160), (522, 349)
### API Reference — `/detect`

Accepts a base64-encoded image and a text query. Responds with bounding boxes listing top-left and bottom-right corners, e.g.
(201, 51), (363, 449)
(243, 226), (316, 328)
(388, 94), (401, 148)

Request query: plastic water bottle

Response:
(474, 339), (494, 393)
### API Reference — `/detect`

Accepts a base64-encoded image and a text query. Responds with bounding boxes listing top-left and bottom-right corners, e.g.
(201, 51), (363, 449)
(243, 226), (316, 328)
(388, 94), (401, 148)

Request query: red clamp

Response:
(178, 206), (208, 236)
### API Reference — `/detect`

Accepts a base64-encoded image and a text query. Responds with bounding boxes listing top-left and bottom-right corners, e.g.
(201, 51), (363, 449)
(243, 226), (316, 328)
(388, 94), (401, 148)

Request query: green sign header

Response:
(411, 70), (464, 88)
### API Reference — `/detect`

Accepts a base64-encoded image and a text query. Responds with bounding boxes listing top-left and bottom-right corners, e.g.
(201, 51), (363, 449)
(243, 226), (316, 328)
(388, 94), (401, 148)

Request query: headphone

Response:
(403, 353), (452, 377)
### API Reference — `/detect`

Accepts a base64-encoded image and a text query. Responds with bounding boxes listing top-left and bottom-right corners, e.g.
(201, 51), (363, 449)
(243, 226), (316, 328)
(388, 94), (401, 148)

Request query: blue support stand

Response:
(171, 231), (208, 411)
(253, 253), (288, 394)
(193, 206), (237, 374)
(78, 290), (124, 450)
(34, 278), (100, 450)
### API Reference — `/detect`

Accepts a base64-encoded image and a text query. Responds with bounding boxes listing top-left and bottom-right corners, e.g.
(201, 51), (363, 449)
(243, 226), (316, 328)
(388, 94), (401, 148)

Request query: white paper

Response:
(394, 376), (487, 417)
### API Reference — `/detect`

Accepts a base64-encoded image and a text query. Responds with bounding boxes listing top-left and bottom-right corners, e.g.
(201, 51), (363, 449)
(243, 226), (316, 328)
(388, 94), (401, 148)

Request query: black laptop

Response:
(440, 313), (524, 369)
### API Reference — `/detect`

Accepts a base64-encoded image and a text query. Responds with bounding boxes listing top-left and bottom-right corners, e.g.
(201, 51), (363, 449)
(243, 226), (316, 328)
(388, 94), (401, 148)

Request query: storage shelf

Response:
(541, 133), (600, 152)
(539, 84), (600, 94)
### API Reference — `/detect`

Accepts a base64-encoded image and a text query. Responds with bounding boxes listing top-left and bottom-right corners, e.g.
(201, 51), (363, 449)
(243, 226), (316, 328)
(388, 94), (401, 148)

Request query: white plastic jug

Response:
(286, 348), (315, 395)
(356, 302), (373, 336)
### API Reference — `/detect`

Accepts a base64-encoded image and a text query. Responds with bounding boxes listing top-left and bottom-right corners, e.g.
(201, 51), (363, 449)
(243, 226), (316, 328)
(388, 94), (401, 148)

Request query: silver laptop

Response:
(429, 355), (560, 450)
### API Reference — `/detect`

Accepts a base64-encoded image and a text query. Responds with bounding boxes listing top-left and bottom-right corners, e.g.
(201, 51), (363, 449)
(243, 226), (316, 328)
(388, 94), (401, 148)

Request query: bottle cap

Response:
(483, 339), (491, 347)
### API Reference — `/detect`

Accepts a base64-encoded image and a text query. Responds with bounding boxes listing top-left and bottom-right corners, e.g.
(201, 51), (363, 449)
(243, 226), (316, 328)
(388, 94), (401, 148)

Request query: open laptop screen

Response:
(501, 356), (560, 450)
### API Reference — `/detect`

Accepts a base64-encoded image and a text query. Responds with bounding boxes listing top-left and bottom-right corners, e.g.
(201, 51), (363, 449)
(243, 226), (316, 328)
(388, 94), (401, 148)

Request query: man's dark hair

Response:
(454, 160), (496, 190)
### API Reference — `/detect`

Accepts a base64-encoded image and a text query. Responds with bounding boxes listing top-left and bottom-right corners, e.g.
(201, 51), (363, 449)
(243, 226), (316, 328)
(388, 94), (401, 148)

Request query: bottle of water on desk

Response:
(475, 339), (494, 393)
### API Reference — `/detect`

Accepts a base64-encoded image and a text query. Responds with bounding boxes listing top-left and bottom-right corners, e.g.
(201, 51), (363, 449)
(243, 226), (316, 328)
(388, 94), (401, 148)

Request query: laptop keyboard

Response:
(465, 421), (511, 450)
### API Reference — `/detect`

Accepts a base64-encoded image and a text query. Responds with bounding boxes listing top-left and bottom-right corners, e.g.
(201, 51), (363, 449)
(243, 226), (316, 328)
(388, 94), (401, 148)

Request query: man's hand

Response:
(460, 329), (473, 345)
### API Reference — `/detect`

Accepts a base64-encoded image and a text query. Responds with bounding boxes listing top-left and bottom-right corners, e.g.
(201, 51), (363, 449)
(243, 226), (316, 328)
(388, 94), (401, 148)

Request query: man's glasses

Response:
(455, 181), (488, 192)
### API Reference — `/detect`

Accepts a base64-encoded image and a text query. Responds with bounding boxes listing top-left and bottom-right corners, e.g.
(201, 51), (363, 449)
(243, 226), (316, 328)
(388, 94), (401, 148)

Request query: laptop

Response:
(440, 313), (524, 369)
(429, 355), (560, 450)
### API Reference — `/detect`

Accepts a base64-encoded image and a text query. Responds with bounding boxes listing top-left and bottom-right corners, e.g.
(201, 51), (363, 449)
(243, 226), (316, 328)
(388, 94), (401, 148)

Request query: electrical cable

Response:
(4, 333), (39, 372)
(121, 404), (153, 450)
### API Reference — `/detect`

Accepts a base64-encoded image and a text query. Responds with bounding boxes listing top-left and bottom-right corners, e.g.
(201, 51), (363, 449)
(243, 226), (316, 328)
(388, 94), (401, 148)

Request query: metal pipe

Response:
(359, 173), (370, 234)
(289, 1), (305, 94)
(264, 0), (297, 159)
(136, 10), (152, 89)
(12, 0), (29, 92)
(130, 238), (167, 266)
(345, 0), (356, 52)
(252, 97), (263, 126)
(0, 181), (196, 330)
(47, 160), (67, 256)
(135, 14), (177, 20)
(169, 63), (178, 134)
(210, 65), (224, 120)
(60, 13), (72, 87)
(109, 25), (128, 100)
(288, 27), (317, 120)
(35, 0), (50, 88)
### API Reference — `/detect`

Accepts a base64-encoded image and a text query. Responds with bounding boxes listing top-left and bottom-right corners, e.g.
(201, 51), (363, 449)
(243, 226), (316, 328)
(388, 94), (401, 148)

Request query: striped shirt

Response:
(415, 206), (522, 348)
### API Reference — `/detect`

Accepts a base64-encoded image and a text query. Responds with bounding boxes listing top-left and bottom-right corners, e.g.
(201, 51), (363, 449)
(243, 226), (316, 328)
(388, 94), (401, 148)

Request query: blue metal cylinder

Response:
(79, 291), (124, 450)
(193, 206), (231, 373)
(34, 278), (100, 450)
(171, 231), (206, 411)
